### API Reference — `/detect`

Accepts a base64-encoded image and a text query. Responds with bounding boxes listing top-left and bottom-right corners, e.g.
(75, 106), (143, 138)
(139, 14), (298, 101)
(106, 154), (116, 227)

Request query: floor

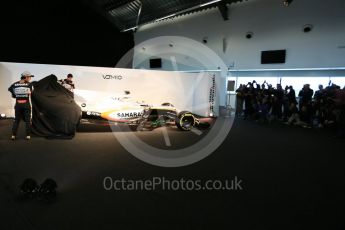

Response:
(0, 118), (344, 230)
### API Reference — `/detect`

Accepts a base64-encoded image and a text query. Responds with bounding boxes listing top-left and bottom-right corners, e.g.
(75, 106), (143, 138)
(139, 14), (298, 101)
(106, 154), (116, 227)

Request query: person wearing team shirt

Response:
(8, 71), (34, 140)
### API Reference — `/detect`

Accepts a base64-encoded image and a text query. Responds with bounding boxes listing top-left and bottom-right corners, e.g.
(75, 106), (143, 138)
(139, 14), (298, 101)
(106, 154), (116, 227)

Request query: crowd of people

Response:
(235, 80), (345, 137)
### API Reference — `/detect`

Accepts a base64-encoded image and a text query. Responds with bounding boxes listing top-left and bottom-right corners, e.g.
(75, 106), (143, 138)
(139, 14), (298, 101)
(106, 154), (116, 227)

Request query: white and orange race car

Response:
(75, 91), (209, 131)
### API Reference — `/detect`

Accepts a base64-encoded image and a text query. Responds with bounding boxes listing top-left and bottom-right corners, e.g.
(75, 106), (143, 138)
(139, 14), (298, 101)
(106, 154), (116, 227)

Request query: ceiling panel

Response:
(87, 0), (248, 31)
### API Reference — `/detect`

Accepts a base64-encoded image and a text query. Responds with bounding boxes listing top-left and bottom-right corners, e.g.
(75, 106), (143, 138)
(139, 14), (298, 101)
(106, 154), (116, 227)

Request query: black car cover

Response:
(31, 74), (81, 139)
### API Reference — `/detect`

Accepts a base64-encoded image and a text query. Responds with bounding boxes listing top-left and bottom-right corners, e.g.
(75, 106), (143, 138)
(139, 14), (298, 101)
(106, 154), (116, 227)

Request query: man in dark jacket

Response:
(298, 84), (314, 109)
(58, 73), (75, 93)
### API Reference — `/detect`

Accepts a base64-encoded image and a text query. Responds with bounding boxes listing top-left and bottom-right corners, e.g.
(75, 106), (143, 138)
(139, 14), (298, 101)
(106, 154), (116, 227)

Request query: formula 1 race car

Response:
(76, 91), (210, 131)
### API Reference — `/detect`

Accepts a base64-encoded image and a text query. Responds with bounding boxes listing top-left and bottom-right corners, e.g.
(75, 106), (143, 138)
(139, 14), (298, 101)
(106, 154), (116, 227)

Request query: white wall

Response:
(134, 0), (345, 70)
(0, 62), (218, 117)
(131, 35), (228, 106)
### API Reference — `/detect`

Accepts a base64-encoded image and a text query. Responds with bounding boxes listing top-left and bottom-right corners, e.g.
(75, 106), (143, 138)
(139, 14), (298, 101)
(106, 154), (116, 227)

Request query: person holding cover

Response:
(58, 73), (75, 93)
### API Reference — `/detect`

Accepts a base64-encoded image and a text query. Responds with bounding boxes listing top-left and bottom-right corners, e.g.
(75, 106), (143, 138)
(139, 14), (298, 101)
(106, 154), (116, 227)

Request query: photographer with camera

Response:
(298, 84), (314, 109)
(235, 84), (245, 117)
(235, 79), (344, 137)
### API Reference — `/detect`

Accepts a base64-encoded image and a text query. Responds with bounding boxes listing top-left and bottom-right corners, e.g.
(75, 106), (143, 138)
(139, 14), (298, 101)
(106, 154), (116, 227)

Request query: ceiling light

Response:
(303, 24), (313, 33)
(200, 0), (222, 7)
(246, 32), (254, 39)
(122, 26), (138, 32)
(155, 14), (176, 22)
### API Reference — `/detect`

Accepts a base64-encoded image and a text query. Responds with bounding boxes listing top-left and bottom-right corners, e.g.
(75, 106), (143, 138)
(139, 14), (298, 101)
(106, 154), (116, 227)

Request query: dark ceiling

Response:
(87, 0), (247, 31)
(1, 0), (134, 67)
(0, 0), (247, 66)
